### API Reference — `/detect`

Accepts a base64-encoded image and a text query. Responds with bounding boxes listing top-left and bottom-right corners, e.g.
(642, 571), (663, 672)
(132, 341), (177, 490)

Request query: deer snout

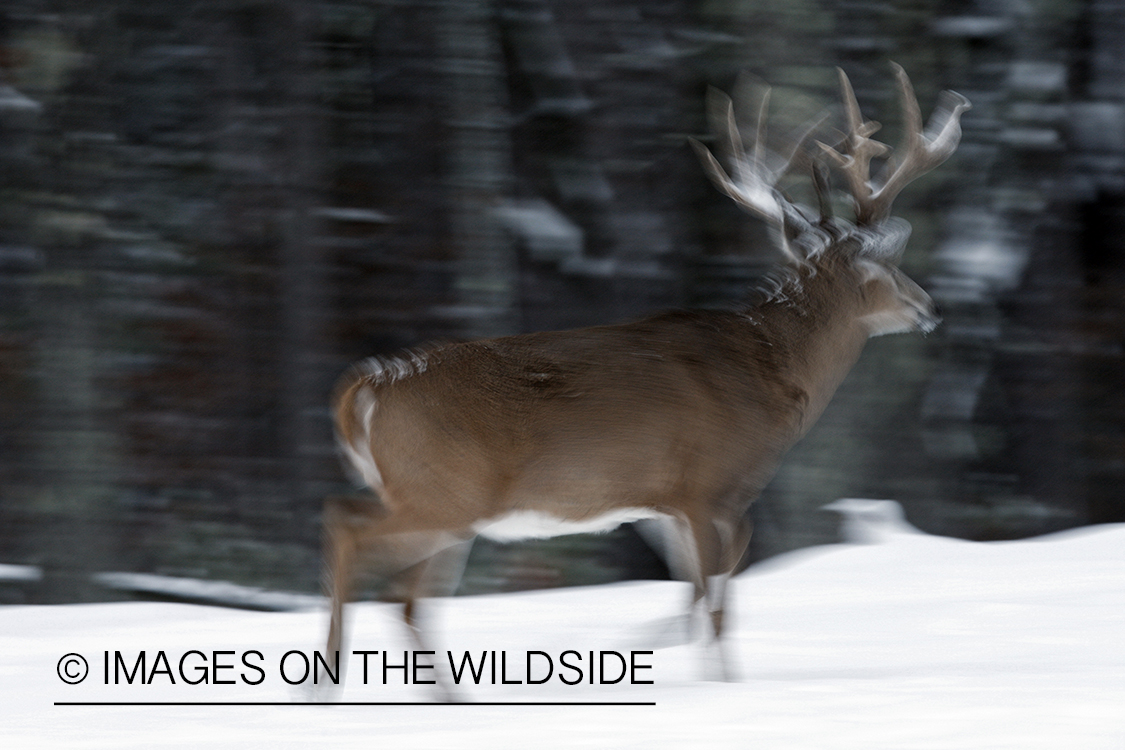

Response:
(916, 299), (941, 334)
(890, 267), (940, 334)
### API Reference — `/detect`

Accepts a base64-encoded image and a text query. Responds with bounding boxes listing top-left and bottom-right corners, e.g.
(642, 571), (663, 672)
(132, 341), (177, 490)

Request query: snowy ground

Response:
(3, 511), (1124, 749)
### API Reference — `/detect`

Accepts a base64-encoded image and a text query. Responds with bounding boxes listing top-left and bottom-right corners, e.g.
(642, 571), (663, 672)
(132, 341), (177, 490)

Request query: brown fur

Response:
(321, 67), (960, 692)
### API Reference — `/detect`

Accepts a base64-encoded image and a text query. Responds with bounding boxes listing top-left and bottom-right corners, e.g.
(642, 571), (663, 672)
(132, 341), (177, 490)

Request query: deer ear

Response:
(856, 258), (890, 285)
(854, 216), (912, 262)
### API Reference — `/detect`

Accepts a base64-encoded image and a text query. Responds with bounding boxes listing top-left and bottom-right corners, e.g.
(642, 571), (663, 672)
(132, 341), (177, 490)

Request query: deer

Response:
(321, 63), (969, 693)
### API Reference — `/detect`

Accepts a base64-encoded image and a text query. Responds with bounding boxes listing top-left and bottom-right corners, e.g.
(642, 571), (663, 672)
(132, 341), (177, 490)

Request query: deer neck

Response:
(748, 263), (872, 433)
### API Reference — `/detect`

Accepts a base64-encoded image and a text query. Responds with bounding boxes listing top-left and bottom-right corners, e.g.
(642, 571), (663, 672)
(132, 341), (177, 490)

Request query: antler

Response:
(690, 83), (829, 265)
(820, 63), (971, 226)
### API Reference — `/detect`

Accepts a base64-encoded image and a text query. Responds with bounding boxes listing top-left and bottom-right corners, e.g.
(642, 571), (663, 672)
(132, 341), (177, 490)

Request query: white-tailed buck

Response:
(323, 64), (969, 689)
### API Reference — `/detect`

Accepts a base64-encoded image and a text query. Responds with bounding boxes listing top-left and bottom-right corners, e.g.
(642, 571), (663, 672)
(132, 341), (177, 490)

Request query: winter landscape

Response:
(3, 504), (1122, 749)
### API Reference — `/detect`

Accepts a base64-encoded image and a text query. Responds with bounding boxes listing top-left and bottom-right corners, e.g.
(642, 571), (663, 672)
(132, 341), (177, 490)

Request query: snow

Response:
(3, 510), (1124, 749)
(92, 572), (320, 611)
(0, 563), (41, 582)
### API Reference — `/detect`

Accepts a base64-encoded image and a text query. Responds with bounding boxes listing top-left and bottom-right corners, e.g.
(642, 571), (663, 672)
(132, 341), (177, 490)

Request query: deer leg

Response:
(322, 495), (385, 672)
(397, 537), (473, 647)
(321, 494), (466, 694)
(705, 513), (755, 635)
(628, 517), (703, 645)
(398, 538), (474, 701)
(686, 519), (724, 637)
(686, 512), (754, 681)
(668, 518), (705, 638)
(312, 494), (388, 700)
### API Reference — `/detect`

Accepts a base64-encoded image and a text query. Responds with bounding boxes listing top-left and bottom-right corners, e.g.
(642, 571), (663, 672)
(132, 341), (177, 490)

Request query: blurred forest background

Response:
(1, 0), (1123, 605)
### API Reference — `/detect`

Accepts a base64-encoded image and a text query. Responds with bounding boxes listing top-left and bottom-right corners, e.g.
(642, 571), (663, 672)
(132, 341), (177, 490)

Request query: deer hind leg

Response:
(400, 539), (473, 639)
(397, 538), (474, 701)
(323, 494), (383, 669)
(321, 494), (469, 692)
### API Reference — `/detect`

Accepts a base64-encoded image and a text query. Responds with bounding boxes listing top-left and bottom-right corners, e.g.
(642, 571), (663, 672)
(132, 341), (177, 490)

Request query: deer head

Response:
(692, 63), (969, 337)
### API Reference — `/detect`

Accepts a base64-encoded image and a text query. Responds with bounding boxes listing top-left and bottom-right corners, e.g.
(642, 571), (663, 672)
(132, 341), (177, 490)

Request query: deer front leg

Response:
(687, 513), (753, 681)
(710, 514), (753, 639)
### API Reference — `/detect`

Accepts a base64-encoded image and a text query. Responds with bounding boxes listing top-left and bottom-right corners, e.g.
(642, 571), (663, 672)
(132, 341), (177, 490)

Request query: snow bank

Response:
(3, 517), (1123, 749)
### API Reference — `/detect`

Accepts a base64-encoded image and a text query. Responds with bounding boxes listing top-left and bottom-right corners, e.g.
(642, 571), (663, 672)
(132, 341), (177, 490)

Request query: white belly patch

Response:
(472, 508), (665, 542)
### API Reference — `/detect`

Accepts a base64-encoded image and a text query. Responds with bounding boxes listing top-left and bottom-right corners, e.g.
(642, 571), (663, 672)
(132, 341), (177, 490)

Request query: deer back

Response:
(335, 311), (827, 526)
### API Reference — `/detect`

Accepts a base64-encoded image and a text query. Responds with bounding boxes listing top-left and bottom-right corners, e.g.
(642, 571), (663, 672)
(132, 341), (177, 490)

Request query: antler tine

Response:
(821, 64), (971, 226)
(690, 85), (784, 228)
(869, 62), (971, 223)
(753, 86), (770, 173)
(734, 75), (830, 195)
(719, 87), (749, 189)
(818, 68), (892, 225)
(691, 81), (832, 265)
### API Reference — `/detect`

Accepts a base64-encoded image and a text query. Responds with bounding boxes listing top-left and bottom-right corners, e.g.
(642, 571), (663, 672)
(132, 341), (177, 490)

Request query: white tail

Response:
(322, 65), (968, 692)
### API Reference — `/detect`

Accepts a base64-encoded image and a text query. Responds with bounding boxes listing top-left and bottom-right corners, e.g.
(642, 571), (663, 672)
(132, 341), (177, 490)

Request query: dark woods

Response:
(1, 1), (1123, 603)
